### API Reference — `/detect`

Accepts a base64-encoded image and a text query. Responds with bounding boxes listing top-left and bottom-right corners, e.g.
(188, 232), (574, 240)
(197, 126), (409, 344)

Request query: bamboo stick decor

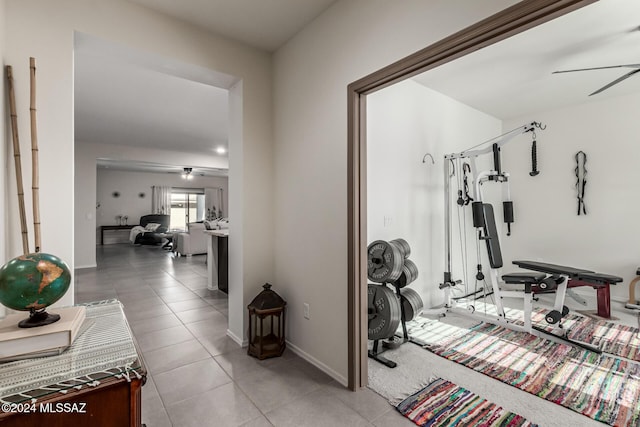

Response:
(6, 65), (30, 255)
(0, 59), (72, 327)
(30, 57), (41, 253)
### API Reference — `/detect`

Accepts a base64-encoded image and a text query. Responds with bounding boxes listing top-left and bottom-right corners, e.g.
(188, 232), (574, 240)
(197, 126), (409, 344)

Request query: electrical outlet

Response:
(303, 303), (310, 319)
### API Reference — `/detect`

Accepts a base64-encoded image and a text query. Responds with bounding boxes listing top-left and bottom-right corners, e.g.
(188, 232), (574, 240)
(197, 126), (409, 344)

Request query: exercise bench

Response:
(506, 260), (623, 319)
(478, 203), (621, 325)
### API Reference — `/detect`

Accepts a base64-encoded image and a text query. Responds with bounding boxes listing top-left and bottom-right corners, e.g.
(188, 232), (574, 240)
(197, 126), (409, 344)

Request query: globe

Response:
(0, 252), (71, 327)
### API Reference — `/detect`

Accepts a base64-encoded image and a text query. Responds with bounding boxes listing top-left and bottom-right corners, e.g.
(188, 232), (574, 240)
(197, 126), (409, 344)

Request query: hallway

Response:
(74, 244), (407, 426)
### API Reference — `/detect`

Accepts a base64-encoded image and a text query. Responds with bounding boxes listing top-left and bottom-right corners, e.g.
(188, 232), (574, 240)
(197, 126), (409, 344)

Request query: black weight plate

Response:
(400, 287), (424, 321)
(390, 238), (411, 259)
(367, 284), (401, 340)
(393, 259), (419, 288)
(367, 240), (403, 283)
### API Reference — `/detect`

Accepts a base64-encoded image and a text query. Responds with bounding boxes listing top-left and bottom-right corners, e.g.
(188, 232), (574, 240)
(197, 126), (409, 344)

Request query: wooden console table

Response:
(0, 300), (146, 427)
(100, 225), (137, 245)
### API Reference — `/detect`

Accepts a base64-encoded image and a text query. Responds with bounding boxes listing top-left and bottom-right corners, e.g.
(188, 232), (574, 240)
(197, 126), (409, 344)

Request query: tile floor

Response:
(75, 244), (411, 427)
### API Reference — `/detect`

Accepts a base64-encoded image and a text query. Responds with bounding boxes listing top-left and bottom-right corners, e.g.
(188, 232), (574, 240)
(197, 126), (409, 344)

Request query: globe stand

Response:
(18, 308), (60, 328)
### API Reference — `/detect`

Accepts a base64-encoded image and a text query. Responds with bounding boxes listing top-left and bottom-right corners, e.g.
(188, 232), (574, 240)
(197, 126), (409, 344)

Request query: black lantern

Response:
(247, 283), (286, 359)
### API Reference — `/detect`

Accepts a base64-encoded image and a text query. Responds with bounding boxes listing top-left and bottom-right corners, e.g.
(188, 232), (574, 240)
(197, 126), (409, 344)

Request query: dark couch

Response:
(134, 214), (171, 245)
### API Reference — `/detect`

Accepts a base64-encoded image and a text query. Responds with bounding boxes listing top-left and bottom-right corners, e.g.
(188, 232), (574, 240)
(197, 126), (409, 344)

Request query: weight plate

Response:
(389, 238), (411, 259)
(393, 259), (419, 288)
(400, 287), (424, 322)
(540, 277), (556, 291)
(367, 284), (401, 340)
(367, 240), (403, 283)
(545, 310), (562, 325)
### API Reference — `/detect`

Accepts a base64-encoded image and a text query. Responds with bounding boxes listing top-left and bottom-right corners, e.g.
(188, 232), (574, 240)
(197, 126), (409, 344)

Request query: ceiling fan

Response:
(553, 63), (640, 96)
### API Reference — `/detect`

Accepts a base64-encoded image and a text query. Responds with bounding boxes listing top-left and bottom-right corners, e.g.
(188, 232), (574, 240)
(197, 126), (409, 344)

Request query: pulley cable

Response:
(455, 160), (469, 292)
(473, 231), (483, 310)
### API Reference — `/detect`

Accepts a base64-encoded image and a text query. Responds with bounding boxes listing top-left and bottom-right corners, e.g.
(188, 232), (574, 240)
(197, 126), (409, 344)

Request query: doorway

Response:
(347, 0), (598, 390)
(73, 32), (233, 267)
(73, 31), (246, 342)
(170, 190), (206, 230)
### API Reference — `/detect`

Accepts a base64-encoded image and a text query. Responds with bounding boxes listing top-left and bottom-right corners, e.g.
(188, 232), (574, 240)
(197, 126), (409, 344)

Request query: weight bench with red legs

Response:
(508, 260), (623, 319)
(462, 203), (621, 353)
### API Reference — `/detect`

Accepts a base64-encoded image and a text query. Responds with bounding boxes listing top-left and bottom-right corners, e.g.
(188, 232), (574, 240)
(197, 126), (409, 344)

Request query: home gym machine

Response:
(367, 238), (424, 368)
(437, 121), (622, 351)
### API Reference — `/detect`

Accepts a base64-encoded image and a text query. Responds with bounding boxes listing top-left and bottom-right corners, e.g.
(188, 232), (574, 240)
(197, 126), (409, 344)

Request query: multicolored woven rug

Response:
(396, 378), (537, 426)
(425, 323), (640, 426)
(434, 301), (640, 361)
(529, 309), (640, 362)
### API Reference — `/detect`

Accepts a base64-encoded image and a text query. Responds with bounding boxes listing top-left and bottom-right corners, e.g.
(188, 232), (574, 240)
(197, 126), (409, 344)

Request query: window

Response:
(170, 188), (205, 230)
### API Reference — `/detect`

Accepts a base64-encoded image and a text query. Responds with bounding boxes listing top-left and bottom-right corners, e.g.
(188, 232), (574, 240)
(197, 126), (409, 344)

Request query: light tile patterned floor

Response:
(75, 244), (410, 427)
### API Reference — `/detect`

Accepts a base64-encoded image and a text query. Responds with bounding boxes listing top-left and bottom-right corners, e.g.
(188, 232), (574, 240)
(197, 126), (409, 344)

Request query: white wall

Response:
(273, 0), (518, 384)
(502, 91), (640, 303)
(74, 142), (98, 268)
(4, 0), (273, 334)
(0, 0), (6, 317)
(367, 80), (502, 309)
(75, 141), (229, 267)
(367, 82), (640, 312)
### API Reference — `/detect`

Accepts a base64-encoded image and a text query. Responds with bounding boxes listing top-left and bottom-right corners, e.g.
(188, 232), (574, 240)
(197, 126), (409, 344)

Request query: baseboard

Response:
(611, 295), (628, 304)
(285, 340), (348, 387)
(75, 264), (98, 270)
(565, 288), (629, 305)
(227, 329), (247, 347)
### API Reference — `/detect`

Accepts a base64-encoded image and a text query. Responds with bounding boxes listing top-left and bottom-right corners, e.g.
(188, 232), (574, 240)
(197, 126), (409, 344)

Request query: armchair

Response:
(173, 222), (208, 257)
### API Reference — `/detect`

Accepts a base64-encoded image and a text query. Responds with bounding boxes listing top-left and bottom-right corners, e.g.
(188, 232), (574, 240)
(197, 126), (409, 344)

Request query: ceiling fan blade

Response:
(589, 68), (640, 96)
(553, 64), (640, 74)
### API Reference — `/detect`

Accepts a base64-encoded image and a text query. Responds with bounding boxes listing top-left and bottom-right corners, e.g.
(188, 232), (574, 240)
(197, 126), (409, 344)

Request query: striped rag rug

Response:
(426, 323), (640, 426)
(529, 309), (640, 362)
(396, 377), (537, 426)
(436, 301), (640, 361)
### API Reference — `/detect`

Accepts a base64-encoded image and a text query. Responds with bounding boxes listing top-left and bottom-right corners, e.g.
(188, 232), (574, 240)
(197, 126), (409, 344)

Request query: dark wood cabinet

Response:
(0, 374), (144, 427)
(218, 236), (228, 293)
(205, 230), (229, 292)
(0, 301), (146, 427)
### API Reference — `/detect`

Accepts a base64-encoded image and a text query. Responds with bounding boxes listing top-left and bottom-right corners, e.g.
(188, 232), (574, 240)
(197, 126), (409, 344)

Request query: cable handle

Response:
(529, 139), (540, 176)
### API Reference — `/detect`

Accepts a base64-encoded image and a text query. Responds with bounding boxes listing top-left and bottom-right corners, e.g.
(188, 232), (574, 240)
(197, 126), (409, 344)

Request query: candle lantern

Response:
(247, 283), (286, 359)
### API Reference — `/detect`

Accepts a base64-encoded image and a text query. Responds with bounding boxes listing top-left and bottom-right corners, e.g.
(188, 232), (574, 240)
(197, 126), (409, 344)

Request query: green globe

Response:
(0, 252), (71, 312)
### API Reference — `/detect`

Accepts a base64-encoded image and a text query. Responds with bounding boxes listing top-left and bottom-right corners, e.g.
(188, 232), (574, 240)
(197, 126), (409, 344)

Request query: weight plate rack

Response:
(367, 238), (423, 368)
